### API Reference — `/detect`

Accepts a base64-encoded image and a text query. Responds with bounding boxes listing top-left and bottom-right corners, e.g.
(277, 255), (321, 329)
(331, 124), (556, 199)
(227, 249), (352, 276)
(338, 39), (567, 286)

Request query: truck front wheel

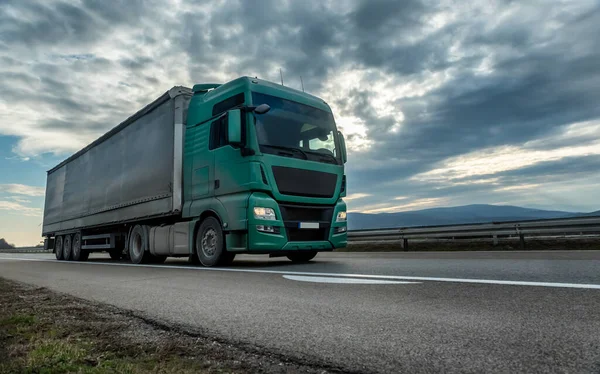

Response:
(129, 225), (151, 264)
(195, 217), (228, 267)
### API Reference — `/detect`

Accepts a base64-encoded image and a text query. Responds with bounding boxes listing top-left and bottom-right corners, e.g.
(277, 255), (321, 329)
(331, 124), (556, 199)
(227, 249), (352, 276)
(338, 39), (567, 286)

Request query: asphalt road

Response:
(1, 251), (599, 373)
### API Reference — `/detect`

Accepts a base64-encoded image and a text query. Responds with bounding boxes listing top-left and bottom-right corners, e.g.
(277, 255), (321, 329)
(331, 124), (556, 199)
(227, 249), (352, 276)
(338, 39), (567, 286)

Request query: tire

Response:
(54, 236), (64, 261)
(129, 225), (151, 264)
(195, 217), (227, 267)
(63, 234), (73, 261)
(287, 251), (317, 263)
(71, 232), (87, 262)
(109, 250), (122, 260)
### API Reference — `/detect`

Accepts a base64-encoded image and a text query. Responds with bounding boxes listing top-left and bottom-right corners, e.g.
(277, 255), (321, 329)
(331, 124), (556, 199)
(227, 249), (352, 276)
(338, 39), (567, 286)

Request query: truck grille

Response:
(272, 166), (337, 198)
(279, 204), (334, 222)
(279, 203), (333, 242)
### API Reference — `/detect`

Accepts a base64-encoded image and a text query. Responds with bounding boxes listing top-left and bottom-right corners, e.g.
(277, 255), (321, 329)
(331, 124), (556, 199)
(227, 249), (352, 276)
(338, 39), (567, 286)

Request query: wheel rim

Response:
(201, 228), (218, 257)
(72, 234), (80, 259)
(132, 232), (143, 258)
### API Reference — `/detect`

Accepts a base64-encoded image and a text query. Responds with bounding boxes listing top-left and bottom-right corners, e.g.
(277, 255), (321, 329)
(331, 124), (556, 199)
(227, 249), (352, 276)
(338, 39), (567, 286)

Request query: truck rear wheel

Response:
(63, 234), (73, 261)
(287, 251), (317, 263)
(71, 232), (88, 262)
(54, 236), (64, 261)
(195, 217), (227, 267)
(129, 225), (151, 264)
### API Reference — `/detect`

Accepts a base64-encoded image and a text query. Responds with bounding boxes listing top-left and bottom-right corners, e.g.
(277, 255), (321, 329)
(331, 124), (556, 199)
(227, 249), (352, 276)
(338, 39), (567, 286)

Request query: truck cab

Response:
(183, 77), (348, 265)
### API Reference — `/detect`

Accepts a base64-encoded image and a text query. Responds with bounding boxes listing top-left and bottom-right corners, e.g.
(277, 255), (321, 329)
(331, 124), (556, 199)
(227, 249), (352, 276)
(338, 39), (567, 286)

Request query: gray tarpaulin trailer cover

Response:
(42, 87), (192, 236)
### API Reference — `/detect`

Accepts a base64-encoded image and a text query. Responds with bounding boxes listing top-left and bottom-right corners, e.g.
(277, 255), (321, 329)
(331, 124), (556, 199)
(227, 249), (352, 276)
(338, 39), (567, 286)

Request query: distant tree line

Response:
(0, 238), (15, 249)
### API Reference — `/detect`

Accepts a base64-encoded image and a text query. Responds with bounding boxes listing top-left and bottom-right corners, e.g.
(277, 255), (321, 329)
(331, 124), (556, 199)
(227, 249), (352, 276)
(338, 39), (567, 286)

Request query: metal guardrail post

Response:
(519, 234), (526, 249)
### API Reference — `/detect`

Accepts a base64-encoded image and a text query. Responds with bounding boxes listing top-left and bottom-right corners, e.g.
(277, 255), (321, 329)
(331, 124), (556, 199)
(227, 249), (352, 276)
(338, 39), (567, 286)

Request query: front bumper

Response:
(247, 193), (347, 251)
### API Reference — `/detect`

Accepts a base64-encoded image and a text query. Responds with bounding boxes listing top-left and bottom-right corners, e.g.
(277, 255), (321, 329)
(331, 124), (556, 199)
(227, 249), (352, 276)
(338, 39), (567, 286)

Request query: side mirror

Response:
(227, 109), (242, 145)
(254, 103), (271, 114)
(338, 131), (347, 164)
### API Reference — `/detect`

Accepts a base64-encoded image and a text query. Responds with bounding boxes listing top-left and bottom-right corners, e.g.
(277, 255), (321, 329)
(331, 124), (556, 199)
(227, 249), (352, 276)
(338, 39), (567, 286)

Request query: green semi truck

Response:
(42, 77), (348, 266)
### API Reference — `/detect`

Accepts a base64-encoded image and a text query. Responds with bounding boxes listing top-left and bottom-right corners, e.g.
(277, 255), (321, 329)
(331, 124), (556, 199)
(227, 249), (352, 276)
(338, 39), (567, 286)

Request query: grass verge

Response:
(0, 278), (338, 374)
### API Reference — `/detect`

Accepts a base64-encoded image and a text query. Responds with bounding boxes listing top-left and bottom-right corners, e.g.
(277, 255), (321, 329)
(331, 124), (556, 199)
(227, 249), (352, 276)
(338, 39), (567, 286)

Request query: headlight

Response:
(336, 211), (347, 222)
(254, 207), (276, 220)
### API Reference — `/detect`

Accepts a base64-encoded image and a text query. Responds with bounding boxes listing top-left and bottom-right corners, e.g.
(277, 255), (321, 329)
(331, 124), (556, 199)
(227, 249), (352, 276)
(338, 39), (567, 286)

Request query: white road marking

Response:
(1, 255), (600, 289)
(283, 275), (420, 284)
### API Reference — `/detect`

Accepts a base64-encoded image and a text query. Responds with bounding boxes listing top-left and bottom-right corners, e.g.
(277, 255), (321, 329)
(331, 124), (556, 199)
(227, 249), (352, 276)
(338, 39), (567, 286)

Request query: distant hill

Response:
(574, 210), (600, 217)
(347, 204), (595, 230)
(0, 238), (15, 249)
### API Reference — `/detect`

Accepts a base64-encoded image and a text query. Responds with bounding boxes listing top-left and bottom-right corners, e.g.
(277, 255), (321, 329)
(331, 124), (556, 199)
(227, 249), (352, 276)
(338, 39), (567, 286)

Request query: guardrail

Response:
(347, 216), (600, 249)
(0, 247), (46, 253)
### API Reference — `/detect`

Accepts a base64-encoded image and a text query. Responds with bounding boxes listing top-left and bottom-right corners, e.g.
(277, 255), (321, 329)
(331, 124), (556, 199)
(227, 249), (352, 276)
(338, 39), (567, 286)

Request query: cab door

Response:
(184, 119), (214, 217)
(211, 115), (250, 196)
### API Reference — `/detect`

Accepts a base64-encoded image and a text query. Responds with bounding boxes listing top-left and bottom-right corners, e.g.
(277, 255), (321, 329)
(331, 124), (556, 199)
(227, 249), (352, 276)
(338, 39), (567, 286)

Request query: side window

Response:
(209, 116), (228, 150)
(212, 93), (245, 116)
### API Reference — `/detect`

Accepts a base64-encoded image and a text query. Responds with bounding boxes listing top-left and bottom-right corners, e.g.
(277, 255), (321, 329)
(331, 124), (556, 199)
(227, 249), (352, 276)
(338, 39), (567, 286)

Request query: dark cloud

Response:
(119, 56), (154, 71)
(498, 155), (600, 181)
(179, 0), (346, 91)
(343, 2), (600, 198)
(0, 2), (100, 46)
(81, 0), (156, 24)
(0, 0), (160, 49)
(352, 0), (425, 31)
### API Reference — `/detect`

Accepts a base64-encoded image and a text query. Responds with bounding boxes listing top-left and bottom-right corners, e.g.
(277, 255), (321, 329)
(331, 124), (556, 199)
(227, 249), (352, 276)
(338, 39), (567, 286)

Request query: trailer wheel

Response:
(195, 217), (226, 267)
(71, 232), (87, 262)
(129, 225), (151, 264)
(55, 236), (64, 261)
(63, 234), (73, 261)
(287, 251), (317, 263)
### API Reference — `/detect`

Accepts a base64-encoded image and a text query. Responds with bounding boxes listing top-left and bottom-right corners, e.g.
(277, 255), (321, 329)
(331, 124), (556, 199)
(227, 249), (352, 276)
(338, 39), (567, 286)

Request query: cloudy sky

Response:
(1, 0), (600, 246)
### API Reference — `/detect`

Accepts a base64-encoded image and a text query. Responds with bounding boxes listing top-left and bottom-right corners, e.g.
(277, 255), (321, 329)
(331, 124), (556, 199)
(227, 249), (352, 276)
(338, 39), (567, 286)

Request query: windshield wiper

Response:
(305, 150), (338, 165)
(260, 144), (308, 160)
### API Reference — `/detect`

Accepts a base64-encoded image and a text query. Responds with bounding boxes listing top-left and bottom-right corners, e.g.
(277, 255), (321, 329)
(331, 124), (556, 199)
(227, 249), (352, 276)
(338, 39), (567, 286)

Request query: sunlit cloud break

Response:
(0, 184), (45, 197)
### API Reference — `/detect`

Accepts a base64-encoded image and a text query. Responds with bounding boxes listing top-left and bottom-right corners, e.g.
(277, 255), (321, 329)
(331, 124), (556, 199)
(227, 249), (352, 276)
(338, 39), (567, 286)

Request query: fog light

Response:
(334, 226), (347, 234)
(257, 225), (277, 233)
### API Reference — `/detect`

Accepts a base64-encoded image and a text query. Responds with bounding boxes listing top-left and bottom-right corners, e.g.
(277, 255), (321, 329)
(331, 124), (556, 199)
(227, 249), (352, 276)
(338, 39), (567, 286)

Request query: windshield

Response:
(252, 92), (340, 164)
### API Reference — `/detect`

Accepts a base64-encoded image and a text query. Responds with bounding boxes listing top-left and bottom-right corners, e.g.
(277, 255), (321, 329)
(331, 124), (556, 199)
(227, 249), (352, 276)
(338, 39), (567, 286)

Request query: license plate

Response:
(298, 222), (319, 229)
